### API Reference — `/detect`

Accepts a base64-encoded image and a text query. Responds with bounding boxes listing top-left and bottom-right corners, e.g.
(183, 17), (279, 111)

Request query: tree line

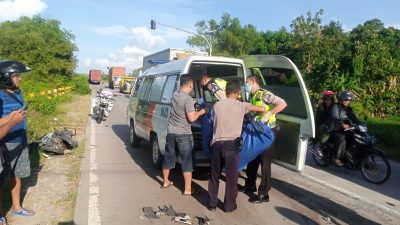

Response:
(187, 10), (399, 117)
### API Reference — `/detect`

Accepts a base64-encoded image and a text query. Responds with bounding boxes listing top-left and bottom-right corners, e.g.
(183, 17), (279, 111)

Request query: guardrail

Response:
(27, 86), (74, 99)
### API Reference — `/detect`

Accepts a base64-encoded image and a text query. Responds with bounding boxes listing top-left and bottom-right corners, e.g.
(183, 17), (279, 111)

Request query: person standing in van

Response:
(162, 74), (206, 195)
(241, 75), (287, 204)
(200, 74), (226, 101)
(208, 80), (265, 213)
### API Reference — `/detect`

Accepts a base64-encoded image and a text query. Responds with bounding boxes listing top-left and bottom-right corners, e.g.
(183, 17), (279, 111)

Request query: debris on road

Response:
(172, 215), (192, 224)
(142, 205), (210, 225)
(195, 216), (211, 225)
(142, 207), (159, 219)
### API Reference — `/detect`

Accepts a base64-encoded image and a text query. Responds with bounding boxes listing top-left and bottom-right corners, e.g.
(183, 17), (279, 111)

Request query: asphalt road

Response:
(74, 85), (399, 225)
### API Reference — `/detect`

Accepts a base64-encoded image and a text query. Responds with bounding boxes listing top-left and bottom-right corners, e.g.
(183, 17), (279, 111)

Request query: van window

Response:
(161, 75), (178, 104)
(131, 78), (142, 96)
(250, 67), (307, 118)
(149, 76), (167, 102)
(138, 77), (154, 100)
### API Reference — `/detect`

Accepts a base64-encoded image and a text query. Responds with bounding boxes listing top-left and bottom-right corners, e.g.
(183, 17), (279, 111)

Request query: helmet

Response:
(338, 91), (353, 101)
(322, 90), (335, 100)
(0, 60), (31, 89)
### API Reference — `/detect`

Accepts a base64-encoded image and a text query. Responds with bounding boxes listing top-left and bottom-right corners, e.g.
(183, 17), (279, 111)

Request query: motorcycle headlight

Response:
(357, 124), (368, 133)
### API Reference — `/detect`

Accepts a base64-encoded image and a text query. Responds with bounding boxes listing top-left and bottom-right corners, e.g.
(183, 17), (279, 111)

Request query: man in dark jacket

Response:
(329, 90), (361, 166)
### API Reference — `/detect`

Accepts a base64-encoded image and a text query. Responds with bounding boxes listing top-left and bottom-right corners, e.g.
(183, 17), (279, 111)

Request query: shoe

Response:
(238, 185), (256, 193)
(224, 204), (237, 213)
(332, 158), (344, 167)
(208, 206), (216, 212)
(249, 194), (269, 203)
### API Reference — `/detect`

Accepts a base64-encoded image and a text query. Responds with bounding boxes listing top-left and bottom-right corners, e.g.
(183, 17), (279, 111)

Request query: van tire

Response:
(151, 135), (163, 170)
(129, 122), (141, 147)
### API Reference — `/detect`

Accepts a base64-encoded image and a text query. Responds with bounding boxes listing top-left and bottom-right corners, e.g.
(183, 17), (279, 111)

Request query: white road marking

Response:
(88, 120), (101, 224)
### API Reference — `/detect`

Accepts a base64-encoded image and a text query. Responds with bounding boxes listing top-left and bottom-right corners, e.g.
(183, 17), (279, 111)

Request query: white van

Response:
(127, 55), (315, 171)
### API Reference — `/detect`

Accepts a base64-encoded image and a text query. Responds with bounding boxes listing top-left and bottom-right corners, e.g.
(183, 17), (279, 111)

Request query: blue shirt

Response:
(0, 90), (27, 144)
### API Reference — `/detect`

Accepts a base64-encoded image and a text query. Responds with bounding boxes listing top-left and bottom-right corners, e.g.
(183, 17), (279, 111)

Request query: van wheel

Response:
(129, 122), (141, 147)
(151, 135), (163, 169)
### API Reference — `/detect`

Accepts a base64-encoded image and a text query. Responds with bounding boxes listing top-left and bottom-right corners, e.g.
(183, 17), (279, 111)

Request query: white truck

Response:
(142, 48), (207, 71)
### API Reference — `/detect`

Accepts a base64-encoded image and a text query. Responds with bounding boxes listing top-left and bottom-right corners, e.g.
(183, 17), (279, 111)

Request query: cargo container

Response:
(108, 67), (125, 89)
(88, 69), (102, 84)
(142, 48), (207, 71)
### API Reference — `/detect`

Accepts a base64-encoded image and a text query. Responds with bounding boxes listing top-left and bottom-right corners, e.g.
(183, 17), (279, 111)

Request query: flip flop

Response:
(160, 181), (174, 189)
(11, 208), (35, 217)
(182, 189), (201, 196)
(0, 216), (7, 225)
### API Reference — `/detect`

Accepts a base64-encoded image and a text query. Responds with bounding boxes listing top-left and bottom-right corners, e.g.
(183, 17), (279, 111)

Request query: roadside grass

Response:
(367, 116), (400, 161)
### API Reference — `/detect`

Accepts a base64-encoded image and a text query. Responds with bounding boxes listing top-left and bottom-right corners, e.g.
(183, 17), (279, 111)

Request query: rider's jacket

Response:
(329, 103), (361, 131)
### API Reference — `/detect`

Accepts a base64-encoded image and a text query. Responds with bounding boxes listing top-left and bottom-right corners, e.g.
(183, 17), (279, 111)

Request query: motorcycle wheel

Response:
(96, 109), (104, 124)
(360, 152), (391, 184)
(309, 142), (329, 167)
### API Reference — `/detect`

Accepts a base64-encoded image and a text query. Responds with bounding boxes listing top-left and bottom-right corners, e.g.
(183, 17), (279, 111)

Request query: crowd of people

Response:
(161, 73), (287, 213)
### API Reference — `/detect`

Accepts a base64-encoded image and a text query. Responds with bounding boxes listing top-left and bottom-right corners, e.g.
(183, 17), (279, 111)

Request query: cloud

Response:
(0, 0), (47, 22)
(82, 25), (167, 73)
(387, 23), (400, 29)
(92, 25), (131, 38)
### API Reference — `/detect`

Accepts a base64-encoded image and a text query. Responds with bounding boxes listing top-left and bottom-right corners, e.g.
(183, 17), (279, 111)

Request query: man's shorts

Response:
(1, 142), (30, 179)
(163, 134), (194, 172)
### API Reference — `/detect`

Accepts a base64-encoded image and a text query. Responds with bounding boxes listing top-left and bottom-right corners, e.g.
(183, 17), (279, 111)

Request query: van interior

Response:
(188, 62), (245, 103)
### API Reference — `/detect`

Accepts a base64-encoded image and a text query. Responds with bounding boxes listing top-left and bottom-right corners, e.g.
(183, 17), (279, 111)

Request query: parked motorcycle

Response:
(309, 123), (391, 184)
(92, 88), (113, 123)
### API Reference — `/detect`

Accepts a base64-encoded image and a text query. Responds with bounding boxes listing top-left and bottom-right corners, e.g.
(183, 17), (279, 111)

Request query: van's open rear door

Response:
(243, 55), (315, 171)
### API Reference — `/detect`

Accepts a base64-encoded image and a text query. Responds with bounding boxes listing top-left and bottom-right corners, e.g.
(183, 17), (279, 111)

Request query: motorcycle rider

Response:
(329, 91), (361, 166)
(315, 91), (335, 145)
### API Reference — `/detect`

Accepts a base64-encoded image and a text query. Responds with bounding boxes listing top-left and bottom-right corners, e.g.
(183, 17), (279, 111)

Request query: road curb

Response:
(301, 172), (400, 218)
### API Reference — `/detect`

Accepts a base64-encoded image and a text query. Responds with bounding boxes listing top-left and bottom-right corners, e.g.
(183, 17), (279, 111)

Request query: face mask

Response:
(245, 83), (251, 93)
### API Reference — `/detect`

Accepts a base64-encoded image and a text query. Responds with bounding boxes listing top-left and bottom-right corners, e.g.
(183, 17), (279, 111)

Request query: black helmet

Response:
(0, 60), (31, 89)
(338, 91), (353, 101)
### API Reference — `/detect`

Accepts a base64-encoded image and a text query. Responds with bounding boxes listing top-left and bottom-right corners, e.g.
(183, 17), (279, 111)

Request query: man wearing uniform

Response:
(200, 74), (227, 101)
(208, 80), (265, 213)
(241, 75), (287, 203)
(0, 60), (35, 222)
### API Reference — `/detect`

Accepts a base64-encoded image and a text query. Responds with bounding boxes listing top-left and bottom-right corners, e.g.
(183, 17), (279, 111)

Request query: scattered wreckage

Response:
(142, 205), (211, 225)
(30, 128), (78, 156)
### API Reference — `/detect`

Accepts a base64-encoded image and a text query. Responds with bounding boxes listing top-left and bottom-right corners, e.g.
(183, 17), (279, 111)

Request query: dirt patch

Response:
(5, 94), (90, 225)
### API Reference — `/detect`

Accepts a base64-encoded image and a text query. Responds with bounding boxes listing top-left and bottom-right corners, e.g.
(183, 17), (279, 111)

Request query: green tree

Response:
(0, 16), (78, 82)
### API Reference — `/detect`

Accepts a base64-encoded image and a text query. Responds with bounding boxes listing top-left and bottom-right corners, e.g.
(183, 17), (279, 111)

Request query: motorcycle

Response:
(309, 123), (391, 184)
(92, 88), (113, 123)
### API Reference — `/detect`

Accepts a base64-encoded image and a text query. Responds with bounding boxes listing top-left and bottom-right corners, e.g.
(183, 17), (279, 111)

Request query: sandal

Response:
(0, 217), (7, 225)
(160, 181), (174, 189)
(182, 189), (201, 196)
(11, 208), (35, 217)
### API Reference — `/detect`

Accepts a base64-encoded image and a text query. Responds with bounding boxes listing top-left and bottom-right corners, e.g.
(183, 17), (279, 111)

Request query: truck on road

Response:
(88, 69), (102, 84)
(108, 67), (125, 89)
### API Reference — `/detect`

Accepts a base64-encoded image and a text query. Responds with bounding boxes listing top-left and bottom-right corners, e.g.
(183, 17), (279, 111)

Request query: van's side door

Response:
(149, 74), (179, 153)
(243, 55), (315, 171)
(135, 77), (154, 138)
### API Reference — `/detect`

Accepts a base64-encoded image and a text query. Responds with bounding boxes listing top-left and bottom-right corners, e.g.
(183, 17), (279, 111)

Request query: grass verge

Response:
(368, 116), (400, 161)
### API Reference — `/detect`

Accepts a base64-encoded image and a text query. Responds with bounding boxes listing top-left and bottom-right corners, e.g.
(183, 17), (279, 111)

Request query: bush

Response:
(70, 75), (91, 95)
(368, 117), (400, 160)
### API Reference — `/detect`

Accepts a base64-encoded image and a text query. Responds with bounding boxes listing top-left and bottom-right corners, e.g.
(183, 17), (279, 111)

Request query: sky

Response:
(0, 0), (399, 74)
